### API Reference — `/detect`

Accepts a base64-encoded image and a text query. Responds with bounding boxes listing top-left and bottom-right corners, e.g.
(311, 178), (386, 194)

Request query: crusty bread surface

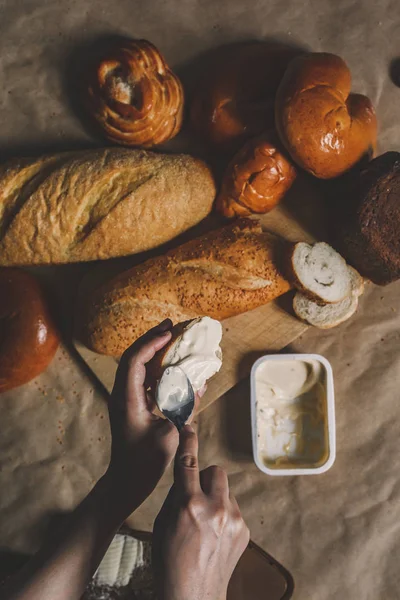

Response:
(0, 148), (216, 265)
(79, 219), (291, 356)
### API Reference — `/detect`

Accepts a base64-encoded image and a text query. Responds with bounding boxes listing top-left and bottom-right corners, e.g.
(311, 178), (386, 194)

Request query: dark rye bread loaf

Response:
(337, 152), (400, 285)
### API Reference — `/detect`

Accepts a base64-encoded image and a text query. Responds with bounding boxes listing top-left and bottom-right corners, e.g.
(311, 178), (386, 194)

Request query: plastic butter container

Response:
(251, 354), (335, 476)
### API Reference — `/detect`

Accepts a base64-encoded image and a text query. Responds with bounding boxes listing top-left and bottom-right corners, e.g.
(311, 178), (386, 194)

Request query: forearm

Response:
(1, 472), (135, 600)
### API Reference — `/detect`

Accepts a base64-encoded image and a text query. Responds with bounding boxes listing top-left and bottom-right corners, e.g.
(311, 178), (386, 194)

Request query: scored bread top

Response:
(80, 218), (291, 355)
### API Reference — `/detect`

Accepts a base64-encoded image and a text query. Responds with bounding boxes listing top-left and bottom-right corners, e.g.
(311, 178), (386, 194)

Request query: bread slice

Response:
(148, 317), (223, 393)
(293, 265), (364, 328)
(348, 265), (365, 298)
(293, 292), (359, 329)
(290, 241), (352, 303)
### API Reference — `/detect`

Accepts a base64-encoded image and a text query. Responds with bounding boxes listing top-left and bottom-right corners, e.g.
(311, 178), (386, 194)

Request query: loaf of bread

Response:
(0, 148), (216, 266)
(79, 219), (291, 355)
(337, 152), (400, 285)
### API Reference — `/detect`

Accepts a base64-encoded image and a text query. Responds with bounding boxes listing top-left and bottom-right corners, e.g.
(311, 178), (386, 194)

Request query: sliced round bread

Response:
(293, 264), (364, 328)
(293, 292), (359, 329)
(348, 265), (365, 298)
(290, 241), (352, 303)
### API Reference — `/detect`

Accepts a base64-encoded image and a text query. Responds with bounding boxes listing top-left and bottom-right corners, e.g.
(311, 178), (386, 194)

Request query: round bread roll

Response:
(216, 132), (297, 218)
(0, 269), (59, 392)
(191, 42), (302, 150)
(85, 39), (184, 147)
(275, 52), (377, 178)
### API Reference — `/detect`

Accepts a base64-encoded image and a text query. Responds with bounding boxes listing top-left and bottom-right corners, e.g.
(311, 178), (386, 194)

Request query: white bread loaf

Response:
(79, 219), (291, 356)
(0, 148), (216, 265)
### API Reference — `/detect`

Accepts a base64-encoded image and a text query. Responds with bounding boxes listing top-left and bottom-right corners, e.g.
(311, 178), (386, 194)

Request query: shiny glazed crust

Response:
(0, 269), (59, 392)
(85, 39), (184, 147)
(216, 133), (297, 217)
(80, 219), (291, 356)
(0, 148), (216, 265)
(275, 52), (377, 178)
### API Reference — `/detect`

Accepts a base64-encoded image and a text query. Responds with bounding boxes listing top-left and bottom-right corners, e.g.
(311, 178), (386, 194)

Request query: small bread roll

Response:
(0, 269), (59, 392)
(216, 133), (297, 218)
(85, 39), (184, 147)
(191, 42), (302, 150)
(275, 52), (377, 178)
(289, 242), (352, 304)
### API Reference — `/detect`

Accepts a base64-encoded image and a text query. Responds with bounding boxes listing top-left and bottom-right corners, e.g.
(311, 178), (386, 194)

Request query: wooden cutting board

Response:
(74, 175), (328, 412)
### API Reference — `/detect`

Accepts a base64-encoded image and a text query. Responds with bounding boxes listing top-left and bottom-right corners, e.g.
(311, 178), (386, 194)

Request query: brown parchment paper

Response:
(0, 1), (400, 599)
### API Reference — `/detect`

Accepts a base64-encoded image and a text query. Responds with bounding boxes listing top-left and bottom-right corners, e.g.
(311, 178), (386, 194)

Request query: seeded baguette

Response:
(79, 219), (291, 356)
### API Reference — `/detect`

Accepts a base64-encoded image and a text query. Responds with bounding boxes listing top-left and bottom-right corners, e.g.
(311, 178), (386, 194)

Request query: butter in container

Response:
(251, 354), (335, 476)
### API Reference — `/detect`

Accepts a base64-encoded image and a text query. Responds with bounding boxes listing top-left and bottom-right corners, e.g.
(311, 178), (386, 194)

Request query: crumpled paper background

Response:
(0, 1), (399, 598)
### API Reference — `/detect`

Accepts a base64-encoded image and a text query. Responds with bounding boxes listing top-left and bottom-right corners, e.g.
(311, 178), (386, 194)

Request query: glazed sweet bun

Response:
(148, 317), (223, 394)
(85, 39), (184, 147)
(0, 269), (59, 392)
(275, 52), (377, 178)
(191, 42), (302, 151)
(216, 132), (297, 218)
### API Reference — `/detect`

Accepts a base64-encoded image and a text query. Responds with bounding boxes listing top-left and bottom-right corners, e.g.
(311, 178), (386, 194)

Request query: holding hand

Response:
(153, 425), (250, 600)
(106, 319), (179, 514)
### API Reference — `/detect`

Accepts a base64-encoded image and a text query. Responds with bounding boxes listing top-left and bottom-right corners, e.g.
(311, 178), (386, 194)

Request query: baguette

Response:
(0, 148), (215, 265)
(79, 219), (291, 356)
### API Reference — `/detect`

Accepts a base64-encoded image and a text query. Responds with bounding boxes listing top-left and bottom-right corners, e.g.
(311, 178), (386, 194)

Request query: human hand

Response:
(153, 425), (250, 600)
(104, 319), (179, 516)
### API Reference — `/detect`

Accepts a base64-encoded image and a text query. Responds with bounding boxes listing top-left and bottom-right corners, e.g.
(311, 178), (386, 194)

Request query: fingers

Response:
(200, 465), (229, 501)
(112, 319), (173, 418)
(154, 418), (180, 462)
(174, 425), (200, 496)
